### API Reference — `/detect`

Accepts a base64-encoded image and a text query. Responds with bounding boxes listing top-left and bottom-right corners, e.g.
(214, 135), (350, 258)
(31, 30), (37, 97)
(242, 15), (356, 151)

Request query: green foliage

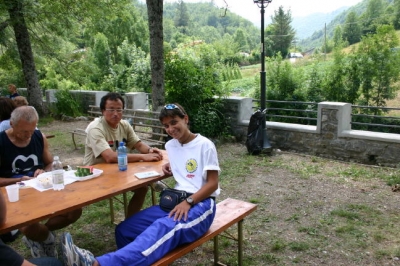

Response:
(323, 47), (353, 102)
(92, 33), (111, 79)
(174, 0), (190, 28)
(265, 54), (306, 102)
(164, 43), (229, 138)
(362, 0), (385, 35)
(1, 0), (263, 101)
(225, 77), (256, 97)
(102, 40), (150, 93)
(193, 102), (230, 139)
(300, 0), (395, 52)
(221, 63), (242, 82)
(268, 7), (296, 58)
(394, 0), (400, 29)
(343, 11), (362, 45)
(304, 62), (326, 103)
(52, 89), (82, 117)
(356, 25), (400, 107)
(233, 28), (249, 52)
(246, 24), (400, 126)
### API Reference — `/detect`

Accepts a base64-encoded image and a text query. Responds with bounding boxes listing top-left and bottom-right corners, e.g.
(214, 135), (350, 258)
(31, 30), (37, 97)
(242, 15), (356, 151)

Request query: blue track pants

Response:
(96, 198), (216, 266)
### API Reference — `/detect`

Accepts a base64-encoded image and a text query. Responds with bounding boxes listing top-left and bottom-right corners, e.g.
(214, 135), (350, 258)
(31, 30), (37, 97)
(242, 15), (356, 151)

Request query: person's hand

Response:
(20, 176), (32, 181)
(162, 163), (172, 176)
(142, 153), (163, 162)
(149, 147), (163, 159)
(33, 169), (46, 177)
(169, 201), (191, 221)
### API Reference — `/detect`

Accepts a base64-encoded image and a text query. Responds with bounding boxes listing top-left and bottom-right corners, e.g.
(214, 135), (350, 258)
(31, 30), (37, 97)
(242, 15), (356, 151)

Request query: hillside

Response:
(293, 7), (348, 40)
(298, 0), (371, 51)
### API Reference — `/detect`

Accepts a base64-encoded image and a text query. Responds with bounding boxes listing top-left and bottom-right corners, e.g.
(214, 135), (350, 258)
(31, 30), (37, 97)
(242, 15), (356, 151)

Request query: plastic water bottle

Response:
(52, 156), (64, 190)
(117, 142), (128, 171)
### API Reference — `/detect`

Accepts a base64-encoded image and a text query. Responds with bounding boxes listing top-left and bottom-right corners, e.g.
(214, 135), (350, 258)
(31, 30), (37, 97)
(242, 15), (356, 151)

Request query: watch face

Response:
(186, 197), (194, 205)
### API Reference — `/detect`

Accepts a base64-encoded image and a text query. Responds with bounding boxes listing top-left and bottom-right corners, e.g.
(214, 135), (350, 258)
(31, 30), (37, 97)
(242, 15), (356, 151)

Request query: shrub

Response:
(52, 89), (82, 118)
(164, 43), (230, 138)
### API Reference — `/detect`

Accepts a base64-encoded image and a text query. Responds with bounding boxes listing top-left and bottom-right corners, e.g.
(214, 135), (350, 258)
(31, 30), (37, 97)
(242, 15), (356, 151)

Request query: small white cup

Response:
(5, 184), (19, 202)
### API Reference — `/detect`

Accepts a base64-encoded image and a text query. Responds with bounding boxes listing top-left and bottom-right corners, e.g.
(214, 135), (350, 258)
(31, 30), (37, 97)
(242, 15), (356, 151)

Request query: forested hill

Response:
(293, 7), (348, 40)
(299, 0), (393, 51)
(161, 2), (259, 51)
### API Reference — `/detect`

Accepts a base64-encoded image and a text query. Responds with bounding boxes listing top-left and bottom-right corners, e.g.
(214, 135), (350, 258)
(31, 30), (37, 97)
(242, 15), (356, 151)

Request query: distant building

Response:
(288, 52), (304, 58)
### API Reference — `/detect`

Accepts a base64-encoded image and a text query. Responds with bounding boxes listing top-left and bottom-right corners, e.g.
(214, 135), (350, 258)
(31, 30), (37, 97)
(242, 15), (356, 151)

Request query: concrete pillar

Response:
(125, 92), (147, 110)
(317, 102), (351, 134)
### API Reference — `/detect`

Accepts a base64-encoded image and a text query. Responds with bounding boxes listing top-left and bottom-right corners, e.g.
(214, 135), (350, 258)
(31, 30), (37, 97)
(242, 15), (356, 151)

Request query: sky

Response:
(163, 0), (364, 25)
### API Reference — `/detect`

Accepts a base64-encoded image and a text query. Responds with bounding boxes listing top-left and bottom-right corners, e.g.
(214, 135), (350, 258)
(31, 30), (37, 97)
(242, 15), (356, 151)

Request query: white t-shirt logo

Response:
(186, 158), (197, 173)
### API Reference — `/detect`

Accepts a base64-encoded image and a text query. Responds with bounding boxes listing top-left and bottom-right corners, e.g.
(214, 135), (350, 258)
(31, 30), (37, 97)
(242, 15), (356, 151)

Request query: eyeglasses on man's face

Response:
(105, 109), (124, 113)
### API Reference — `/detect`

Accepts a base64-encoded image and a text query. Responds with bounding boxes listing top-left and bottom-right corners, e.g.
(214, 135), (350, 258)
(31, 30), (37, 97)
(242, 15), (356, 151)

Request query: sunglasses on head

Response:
(163, 104), (185, 114)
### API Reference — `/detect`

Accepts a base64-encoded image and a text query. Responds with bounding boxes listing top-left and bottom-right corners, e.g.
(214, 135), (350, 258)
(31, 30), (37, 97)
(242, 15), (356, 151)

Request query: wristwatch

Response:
(186, 196), (194, 206)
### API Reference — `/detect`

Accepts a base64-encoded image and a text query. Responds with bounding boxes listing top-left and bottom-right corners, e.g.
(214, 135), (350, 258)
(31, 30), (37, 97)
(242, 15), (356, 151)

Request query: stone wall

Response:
(45, 90), (147, 113)
(222, 99), (400, 168)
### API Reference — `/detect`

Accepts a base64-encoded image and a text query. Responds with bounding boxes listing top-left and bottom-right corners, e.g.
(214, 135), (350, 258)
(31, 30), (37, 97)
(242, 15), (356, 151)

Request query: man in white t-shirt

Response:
(83, 92), (163, 217)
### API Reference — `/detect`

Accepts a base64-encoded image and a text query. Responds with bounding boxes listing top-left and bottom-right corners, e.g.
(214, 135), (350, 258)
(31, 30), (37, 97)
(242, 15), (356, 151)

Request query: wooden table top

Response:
(0, 153), (169, 234)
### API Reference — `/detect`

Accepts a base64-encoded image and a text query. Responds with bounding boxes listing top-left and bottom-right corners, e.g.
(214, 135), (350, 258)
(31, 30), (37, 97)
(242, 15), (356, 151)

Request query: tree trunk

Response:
(6, 0), (43, 114)
(146, 0), (165, 111)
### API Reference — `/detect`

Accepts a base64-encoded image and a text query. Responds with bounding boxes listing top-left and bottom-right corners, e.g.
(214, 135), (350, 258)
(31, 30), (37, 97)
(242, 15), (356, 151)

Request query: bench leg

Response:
(213, 235), (219, 266)
(238, 219), (243, 266)
(109, 193), (129, 224)
(109, 198), (115, 224)
(123, 192), (128, 218)
(212, 219), (245, 266)
(71, 133), (78, 150)
(151, 186), (157, 206)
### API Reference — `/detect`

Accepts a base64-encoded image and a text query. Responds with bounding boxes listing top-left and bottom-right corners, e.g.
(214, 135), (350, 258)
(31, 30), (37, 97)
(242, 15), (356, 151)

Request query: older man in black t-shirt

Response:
(0, 106), (82, 259)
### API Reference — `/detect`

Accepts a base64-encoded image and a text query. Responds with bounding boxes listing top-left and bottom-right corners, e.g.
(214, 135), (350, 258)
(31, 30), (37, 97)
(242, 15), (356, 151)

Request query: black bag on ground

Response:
(0, 230), (20, 243)
(246, 109), (266, 155)
(159, 188), (188, 212)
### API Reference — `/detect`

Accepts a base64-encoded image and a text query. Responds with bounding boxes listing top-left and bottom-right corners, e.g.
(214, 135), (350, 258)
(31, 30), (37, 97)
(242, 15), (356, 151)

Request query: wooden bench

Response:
(69, 128), (87, 149)
(44, 134), (55, 139)
(87, 105), (168, 149)
(152, 198), (257, 266)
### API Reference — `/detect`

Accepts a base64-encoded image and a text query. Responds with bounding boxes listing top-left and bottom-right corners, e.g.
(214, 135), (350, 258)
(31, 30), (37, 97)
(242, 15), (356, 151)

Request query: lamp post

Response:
(253, 0), (272, 152)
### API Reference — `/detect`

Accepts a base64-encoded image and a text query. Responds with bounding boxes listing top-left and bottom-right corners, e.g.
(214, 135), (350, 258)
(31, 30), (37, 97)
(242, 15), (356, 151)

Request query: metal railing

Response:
(351, 105), (400, 134)
(253, 100), (318, 125)
(252, 100), (400, 134)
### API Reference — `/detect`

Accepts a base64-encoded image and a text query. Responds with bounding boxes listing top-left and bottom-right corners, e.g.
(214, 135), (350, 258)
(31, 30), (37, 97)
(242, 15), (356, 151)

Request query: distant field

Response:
(240, 64), (260, 78)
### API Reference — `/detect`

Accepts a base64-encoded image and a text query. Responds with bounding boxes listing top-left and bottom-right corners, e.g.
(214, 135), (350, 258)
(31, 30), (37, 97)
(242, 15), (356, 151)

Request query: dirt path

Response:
(40, 119), (90, 167)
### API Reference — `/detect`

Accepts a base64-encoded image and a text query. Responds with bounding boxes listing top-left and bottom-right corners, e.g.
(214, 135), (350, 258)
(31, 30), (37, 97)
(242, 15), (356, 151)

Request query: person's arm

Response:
(0, 177), (30, 187)
(0, 190), (6, 224)
(0, 237), (34, 266)
(21, 259), (36, 266)
(100, 147), (163, 163)
(31, 133), (53, 177)
(186, 170), (219, 205)
(134, 141), (162, 155)
(170, 170), (219, 222)
(41, 134), (53, 171)
(162, 162), (172, 176)
(126, 122), (163, 161)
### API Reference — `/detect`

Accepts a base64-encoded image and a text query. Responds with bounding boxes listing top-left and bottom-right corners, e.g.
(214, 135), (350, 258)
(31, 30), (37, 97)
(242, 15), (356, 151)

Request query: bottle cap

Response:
(54, 156), (59, 160)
